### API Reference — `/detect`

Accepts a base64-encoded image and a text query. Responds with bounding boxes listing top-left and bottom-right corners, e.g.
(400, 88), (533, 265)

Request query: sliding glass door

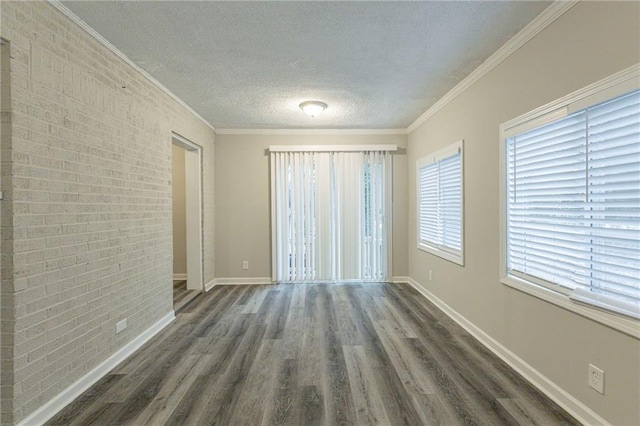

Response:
(271, 149), (392, 283)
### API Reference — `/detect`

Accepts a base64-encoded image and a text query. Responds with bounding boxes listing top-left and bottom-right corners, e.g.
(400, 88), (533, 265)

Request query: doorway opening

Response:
(171, 133), (203, 311)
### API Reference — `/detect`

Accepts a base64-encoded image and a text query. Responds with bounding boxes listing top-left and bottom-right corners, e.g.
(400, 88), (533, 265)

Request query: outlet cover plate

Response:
(588, 364), (604, 394)
(116, 319), (127, 334)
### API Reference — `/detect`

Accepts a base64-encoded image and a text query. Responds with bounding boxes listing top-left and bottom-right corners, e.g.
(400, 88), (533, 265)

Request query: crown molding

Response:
(47, 0), (578, 137)
(215, 128), (408, 135)
(47, 0), (215, 133)
(406, 0), (579, 134)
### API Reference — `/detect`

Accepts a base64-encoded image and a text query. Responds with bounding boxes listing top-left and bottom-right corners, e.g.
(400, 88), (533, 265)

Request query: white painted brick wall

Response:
(1, 1), (215, 423)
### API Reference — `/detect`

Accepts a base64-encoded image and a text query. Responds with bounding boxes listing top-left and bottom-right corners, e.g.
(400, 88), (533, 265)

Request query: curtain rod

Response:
(269, 144), (397, 152)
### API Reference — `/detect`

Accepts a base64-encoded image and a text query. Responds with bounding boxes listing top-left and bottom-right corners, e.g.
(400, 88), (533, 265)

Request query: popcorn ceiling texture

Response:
(0, 1), (215, 423)
(61, 1), (550, 129)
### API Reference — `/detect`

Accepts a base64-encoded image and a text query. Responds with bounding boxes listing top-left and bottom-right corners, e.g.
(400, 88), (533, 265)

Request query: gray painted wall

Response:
(407, 2), (640, 424)
(215, 133), (408, 279)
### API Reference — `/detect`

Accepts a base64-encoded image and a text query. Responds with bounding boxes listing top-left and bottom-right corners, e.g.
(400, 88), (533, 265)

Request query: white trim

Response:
(172, 133), (204, 293)
(216, 128), (407, 135)
(406, 278), (610, 426)
(498, 66), (640, 339)
(213, 277), (274, 286)
(47, 0), (215, 132)
(268, 144), (398, 153)
(500, 64), (640, 133)
(391, 276), (410, 284)
(501, 107), (568, 140)
(205, 278), (216, 292)
(270, 152), (277, 282)
(172, 274), (187, 281)
(416, 244), (464, 267)
(275, 279), (389, 285)
(385, 154), (394, 283)
(172, 132), (201, 152)
(17, 311), (175, 426)
(502, 276), (640, 339)
(417, 141), (462, 165)
(407, 1), (578, 134)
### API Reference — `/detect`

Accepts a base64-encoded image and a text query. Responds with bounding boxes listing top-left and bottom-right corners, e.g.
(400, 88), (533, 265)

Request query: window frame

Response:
(416, 140), (465, 266)
(498, 65), (640, 338)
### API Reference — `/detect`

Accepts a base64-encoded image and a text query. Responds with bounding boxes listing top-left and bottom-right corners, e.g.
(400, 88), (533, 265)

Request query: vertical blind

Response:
(418, 144), (463, 261)
(506, 89), (640, 319)
(272, 150), (391, 283)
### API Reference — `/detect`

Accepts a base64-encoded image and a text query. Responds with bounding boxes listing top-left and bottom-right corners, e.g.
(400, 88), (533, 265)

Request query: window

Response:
(501, 77), (639, 327)
(270, 147), (393, 283)
(417, 140), (464, 265)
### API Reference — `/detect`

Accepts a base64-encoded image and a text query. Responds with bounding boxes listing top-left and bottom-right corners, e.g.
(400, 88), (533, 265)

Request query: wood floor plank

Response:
(343, 345), (391, 425)
(47, 282), (579, 426)
(242, 285), (270, 314)
(299, 385), (323, 426)
(376, 294), (419, 338)
(373, 321), (437, 395)
(163, 374), (218, 426)
(317, 285), (356, 425)
(264, 358), (299, 426)
(229, 339), (281, 425)
(458, 334), (579, 425)
(193, 313), (268, 424)
(333, 285), (367, 345)
(130, 354), (212, 425)
(370, 364), (426, 425)
(280, 305), (305, 360)
(46, 374), (123, 426)
(264, 287), (292, 339)
(410, 391), (465, 426)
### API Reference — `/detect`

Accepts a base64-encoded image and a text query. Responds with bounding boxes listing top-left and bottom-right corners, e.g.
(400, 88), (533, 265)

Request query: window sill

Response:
(501, 275), (640, 339)
(417, 243), (464, 266)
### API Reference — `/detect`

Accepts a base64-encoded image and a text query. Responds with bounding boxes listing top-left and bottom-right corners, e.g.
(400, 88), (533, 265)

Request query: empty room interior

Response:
(1, 1), (639, 425)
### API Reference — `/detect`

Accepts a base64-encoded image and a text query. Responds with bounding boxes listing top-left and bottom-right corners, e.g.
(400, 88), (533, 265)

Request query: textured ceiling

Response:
(61, 1), (551, 130)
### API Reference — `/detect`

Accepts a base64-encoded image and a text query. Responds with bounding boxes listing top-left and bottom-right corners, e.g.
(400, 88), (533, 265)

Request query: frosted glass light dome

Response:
(299, 101), (327, 117)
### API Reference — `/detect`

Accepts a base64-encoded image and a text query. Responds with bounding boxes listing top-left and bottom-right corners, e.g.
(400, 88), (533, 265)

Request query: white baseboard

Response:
(205, 278), (216, 292)
(406, 277), (608, 426)
(173, 274), (187, 280)
(17, 311), (176, 426)
(212, 277), (273, 286)
(391, 276), (410, 284)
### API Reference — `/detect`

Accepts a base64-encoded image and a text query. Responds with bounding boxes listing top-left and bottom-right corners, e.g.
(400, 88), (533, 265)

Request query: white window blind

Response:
(505, 89), (640, 319)
(417, 141), (463, 264)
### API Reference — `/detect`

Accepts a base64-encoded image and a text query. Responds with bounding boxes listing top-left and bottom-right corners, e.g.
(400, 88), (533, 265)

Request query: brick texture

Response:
(0, 1), (215, 423)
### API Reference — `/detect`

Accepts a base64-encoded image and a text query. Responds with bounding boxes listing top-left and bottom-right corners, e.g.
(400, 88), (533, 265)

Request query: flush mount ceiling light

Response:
(299, 100), (328, 117)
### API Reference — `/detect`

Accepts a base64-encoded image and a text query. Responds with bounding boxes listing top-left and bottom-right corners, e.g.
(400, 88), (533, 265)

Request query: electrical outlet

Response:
(428, 270), (433, 281)
(116, 318), (127, 334)
(242, 261), (249, 270)
(588, 364), (604, 394)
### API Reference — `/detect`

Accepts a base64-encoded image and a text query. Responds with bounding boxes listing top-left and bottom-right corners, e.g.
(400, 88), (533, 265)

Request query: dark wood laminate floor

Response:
(173, 280), (199, 313)
(48, 283), (578, 426)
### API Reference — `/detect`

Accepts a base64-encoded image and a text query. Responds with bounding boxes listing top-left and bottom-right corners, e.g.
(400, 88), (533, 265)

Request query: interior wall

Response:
(407, 2), (640, 424)
(215, 133), (408, 280)
(171, 144), (187, 276)
(0, 2), (215, 423)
